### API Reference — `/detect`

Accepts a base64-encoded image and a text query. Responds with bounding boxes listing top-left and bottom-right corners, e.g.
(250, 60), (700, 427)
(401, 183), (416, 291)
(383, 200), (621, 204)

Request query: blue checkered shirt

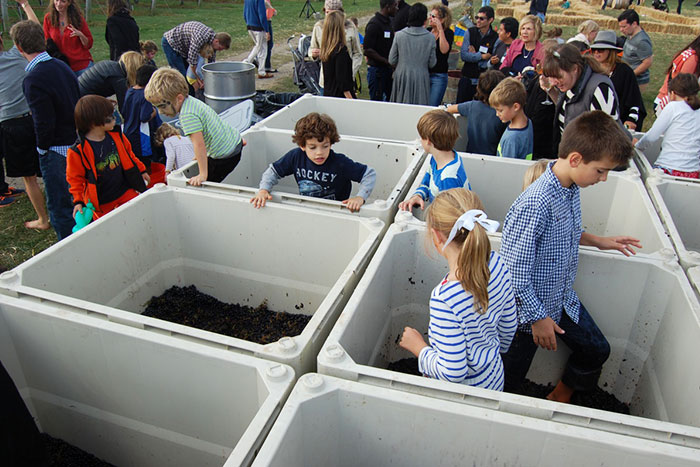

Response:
(500, 162), (582, 332)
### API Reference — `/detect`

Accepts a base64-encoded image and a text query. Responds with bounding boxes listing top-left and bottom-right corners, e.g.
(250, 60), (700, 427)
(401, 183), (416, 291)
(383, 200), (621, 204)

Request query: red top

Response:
(43, 13), (93, 72)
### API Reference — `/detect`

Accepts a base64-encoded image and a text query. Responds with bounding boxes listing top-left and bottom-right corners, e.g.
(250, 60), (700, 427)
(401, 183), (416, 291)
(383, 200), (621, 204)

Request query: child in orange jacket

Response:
(66, 95), (150, 220)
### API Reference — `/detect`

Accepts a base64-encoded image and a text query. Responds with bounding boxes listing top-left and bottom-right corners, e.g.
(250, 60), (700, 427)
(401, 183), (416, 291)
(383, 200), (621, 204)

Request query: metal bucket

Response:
(202, 61), (256, 114)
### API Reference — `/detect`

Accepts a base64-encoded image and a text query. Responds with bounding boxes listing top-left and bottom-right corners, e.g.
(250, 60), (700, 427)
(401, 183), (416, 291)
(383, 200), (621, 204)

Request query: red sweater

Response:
(43, 13), (93, 72)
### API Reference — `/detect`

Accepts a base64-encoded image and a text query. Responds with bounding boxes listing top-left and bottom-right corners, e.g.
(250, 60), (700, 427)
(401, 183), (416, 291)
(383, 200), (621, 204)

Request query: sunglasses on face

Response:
(154, 100), (172, 110)
(476, 16), (488, 21)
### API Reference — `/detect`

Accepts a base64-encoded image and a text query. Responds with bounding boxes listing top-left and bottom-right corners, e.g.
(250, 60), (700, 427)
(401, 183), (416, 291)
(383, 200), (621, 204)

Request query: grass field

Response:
(0, 0), (697, 270)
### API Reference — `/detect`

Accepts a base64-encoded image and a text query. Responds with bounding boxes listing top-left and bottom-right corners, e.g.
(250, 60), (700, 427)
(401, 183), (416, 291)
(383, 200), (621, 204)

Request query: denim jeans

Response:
(265, 21), (274, 70)
(74, 61), (94, 78)
(162, 36), (188, 77)
(39, 150), (74, 240)
(502, 302), (611, 393)
(367, 65), (392, 102)
(429, 73), (448, 106)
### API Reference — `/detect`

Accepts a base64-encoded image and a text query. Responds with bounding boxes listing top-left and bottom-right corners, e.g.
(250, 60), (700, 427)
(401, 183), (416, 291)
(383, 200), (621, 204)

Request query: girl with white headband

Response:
(399, 188), (518, 390)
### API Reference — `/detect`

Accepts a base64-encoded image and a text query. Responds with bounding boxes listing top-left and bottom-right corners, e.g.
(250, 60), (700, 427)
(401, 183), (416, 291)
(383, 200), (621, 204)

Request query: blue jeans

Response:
(39, 150), (74, 240)
(429, 73), (448, 106)
(74, 61), (94, 78)
(502, 302), (611, 393)
(481, 0), (490, 5)
(265, 21), (274, 70)
(162, 36), (188, 77)
(367, 65), (392, 102)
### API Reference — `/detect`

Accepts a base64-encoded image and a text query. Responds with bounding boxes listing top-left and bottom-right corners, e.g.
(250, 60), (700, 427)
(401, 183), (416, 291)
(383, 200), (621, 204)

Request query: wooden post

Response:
(85, 0), (90, 20)
(1, 0), (9, 37)
(150, 0), (156, 14)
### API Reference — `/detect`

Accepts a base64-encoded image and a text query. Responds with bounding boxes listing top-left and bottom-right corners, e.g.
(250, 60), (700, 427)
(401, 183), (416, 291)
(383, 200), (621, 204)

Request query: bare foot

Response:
(546, 381), (575, 403)
(24, 219), (50, 230)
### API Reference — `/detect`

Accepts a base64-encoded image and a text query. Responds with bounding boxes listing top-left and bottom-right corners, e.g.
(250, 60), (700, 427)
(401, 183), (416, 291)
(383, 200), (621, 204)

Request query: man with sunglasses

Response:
(457, 6), (497, 103)
(11, 19), (79, 240)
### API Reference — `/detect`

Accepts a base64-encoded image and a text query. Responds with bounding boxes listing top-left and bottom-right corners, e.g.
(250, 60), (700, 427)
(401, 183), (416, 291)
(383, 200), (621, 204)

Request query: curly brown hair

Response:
(292, 113), (340, 147)
(47, 0), (84, 29)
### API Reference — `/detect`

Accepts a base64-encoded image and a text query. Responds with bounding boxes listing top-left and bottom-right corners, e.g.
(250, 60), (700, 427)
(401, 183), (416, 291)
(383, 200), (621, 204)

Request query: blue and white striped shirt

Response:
(418, 252), (517, 391)
(414, 151), (471, 202)
(500, 162), (582, 332)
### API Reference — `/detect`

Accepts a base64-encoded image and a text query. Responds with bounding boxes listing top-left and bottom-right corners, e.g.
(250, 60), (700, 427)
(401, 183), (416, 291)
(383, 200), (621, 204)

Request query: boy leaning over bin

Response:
(144, 68), (244, 186)
(500, 111), (641, 403)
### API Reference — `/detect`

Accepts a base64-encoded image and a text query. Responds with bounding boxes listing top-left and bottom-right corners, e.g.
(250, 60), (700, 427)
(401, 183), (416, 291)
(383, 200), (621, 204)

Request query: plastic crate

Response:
(318, 222), (700, 449)
(0, 186), (383, 376)
(398, 153), (673, 260)
(0, 293), (294, 467)
(632, 131), (700, 184)
(166, 127), (426, 227)
(646, 176), (700, 270)
(252, 374), (700, 467)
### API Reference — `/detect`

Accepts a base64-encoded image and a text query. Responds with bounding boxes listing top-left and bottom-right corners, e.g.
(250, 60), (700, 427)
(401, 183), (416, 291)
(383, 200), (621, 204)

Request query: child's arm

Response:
(342, 166), (376, 213)
(250, 164), (282, 209)
(164, 138), (175, 174)
(399, 170), (430, 211)
(635, 104), (673, 151)
(579, 232), (641, 257)
(187, 131), (208, 186)
(121, 133), (150, 185)
(66, 147), (88, 218)
(496, 265), (518, 353)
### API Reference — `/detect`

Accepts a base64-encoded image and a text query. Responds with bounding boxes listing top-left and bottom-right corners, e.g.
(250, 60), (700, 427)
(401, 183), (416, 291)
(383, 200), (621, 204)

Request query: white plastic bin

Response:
(0, 293), (294, 467)
(632, 131), (700, 184)
(318, 222), (700, 449)
(167, 127), (425, 227)
(252, 374), (700, 467)
(646, 176), (700, 269)
(254, 94), (434, 144)
(0, 186), (383, 376)
(398, 153), (672, 259)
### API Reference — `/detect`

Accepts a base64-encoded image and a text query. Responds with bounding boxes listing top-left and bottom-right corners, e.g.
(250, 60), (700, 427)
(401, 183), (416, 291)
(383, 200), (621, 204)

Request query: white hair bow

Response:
(443, 209), (500, 251)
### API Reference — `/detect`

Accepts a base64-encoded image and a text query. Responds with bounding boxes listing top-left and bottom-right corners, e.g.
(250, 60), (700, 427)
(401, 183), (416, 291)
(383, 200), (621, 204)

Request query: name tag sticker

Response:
(384, 31), (391, 38)
(479, 45), (488, 54)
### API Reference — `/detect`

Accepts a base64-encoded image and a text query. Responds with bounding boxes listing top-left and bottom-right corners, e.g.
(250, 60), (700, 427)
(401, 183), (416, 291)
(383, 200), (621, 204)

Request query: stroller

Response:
(288, 34), (322, 95)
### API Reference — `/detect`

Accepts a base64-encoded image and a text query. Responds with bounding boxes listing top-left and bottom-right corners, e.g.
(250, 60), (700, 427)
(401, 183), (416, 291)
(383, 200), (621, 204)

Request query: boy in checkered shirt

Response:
(500, 111), (641, 403)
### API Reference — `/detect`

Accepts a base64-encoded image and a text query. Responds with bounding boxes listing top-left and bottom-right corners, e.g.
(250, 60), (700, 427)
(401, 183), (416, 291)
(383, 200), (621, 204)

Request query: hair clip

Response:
(553, 50), (561, 59)
(443, 209), (499, 251)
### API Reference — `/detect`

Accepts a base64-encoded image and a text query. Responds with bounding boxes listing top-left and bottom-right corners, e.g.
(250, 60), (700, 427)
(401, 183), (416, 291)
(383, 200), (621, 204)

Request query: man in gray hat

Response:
(308, 0), (363, 94)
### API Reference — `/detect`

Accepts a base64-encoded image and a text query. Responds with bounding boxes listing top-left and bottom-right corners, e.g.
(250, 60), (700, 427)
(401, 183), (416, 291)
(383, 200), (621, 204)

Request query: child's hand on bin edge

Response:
(398, 194), (424, 212)
(596, 236), (642, 257)
(142, 173), (150, 185)
(250, 189), (272, 209)
(399, 326), (428, 357)
(342, 196), (365, 213)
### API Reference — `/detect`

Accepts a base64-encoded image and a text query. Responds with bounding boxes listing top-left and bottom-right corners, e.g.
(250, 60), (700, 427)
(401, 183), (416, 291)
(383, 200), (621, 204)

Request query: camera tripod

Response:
(299, 0), (316, 18)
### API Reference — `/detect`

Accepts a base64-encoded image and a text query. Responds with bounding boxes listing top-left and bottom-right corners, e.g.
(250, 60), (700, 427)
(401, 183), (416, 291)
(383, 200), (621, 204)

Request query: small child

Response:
(500, 111), (642, 402)
(635, 73), (700, 179)
(489, 77), (534, 160)
(66, 95), (149, 219)
(140, 40), (158, 67)
(521, 158), (552, 191)
(446, 69), (506, 156)
(145, 68), (244, 186)
(186, 43), (213, 98)
(154, 123), (195, 176)
(399, 188), (517, 390)
(399, 109), (471, 212)
(250, 113), (376, 212)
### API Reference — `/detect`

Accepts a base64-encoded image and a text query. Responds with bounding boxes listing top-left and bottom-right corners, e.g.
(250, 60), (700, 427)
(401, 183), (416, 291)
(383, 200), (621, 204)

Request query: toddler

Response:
(399, 188), (517, 390)
(399, 109), (470, 212)
(186, 43), (214, 98)
(140, 40), (158, 67)
(490, 77), (533, 160)
(250, 113), (376, 212)
(154, 123), (195, 176)
(521, 158), (551, 191)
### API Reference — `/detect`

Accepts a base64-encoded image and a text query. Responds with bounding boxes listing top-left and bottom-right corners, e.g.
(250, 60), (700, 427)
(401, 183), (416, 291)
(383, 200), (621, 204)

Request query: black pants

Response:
(206, 140), (243, 183)
(502, 302), (611, 393)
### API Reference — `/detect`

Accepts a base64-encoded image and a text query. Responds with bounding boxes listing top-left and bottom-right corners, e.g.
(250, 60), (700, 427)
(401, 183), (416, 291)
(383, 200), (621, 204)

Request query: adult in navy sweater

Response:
(11, 20), (79, 240)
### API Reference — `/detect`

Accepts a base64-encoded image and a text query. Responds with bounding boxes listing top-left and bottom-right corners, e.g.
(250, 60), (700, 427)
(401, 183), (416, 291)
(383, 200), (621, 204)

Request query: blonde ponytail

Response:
(426, 189), (493, 315)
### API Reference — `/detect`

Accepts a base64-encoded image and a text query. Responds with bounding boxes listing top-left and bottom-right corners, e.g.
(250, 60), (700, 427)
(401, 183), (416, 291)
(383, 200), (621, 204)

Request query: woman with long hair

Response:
(590, 30), (646, 131)
(389, 3), (436, 105)
(428, 5), (454, 106)
(655, 34), (700, 114)
(500, 14), (543, 75)
(320, 11), (355, 99)
(105, 0), (140, 61)
(43, 0), (93, 75)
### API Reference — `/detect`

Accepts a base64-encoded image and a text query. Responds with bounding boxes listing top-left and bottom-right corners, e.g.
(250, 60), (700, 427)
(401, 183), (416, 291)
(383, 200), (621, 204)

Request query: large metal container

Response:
(203, 61), (256, 113)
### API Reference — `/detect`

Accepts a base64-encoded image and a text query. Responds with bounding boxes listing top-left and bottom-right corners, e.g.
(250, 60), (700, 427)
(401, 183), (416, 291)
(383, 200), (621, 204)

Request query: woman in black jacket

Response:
(105, 0), (140, 61)
(590, 30), (646, 131)
(78, 51), (145, 112)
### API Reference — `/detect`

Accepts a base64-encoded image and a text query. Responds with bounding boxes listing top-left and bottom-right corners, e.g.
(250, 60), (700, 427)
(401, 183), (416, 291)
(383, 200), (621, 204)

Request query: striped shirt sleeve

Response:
(413, 170), (431, 201)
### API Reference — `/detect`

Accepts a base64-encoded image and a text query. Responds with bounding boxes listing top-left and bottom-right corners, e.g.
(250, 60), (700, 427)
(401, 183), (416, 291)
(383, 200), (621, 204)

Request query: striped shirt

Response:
(163, 21), (215, 70)
(178, 96), (241, 159)
(414, 151), (471, 202)
(418, 252), (518, 391)
(500, 162), (582, 332)
(556, 81), (619, 136)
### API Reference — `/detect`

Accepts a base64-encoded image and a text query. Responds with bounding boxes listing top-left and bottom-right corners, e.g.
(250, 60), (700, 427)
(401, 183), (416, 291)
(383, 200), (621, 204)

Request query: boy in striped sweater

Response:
(144, 68), (244, 186)
(399, 189), (518, 391)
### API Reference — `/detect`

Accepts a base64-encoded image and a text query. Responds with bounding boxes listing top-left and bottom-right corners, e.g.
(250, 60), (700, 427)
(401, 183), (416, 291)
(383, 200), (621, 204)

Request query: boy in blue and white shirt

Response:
(500, 111), (641, 402)
(399, 110), (470, 212)
(251, 112), (376, 212)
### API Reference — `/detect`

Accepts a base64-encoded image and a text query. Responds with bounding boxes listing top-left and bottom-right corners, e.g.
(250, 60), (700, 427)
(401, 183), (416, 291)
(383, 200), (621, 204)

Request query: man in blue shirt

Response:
(500, 111), (641, 403)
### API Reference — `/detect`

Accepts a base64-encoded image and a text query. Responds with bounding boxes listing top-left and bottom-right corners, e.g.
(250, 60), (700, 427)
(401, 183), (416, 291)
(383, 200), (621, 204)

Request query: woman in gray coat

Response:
(389, 3), (436, 105)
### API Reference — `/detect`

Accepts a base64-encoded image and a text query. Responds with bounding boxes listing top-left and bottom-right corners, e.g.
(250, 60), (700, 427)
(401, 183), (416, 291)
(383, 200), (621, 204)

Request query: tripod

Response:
(299, 0), (316, 18)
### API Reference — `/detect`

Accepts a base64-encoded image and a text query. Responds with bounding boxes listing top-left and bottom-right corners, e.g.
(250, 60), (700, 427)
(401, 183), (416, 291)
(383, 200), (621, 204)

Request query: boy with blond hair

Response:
(501, 111), (641, 403)
(399, 109), (470, 212)
(489, 77), (533, 160)
(144, 68), (243, 185)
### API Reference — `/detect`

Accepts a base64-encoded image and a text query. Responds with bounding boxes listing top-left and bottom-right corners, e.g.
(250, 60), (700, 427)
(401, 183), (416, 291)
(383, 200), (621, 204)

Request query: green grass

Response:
(0, 195), (56, 271)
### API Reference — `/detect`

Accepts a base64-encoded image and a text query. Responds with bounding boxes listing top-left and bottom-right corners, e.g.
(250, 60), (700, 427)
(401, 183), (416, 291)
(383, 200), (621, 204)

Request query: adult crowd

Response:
(2, 0), (700, 240)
